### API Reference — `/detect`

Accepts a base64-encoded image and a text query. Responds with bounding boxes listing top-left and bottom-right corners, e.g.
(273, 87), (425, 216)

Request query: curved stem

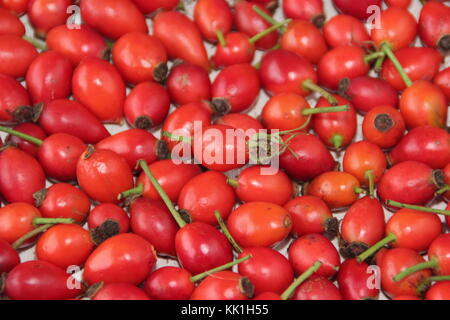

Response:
(302, 105), (350, 115)
(280, 261), (322, 300)
(330, 134), (343, 150)
(216, 30), (226, 47)
(139, 160), (186, 228)
(226, 179), (239, 188)
(249, 19), (291, 44)
(386, 200), (450, 217)
(436, 185), (450, 195)
(365, 170), (375, 198)
(12, 224), (52, 249)
(374, 54), (386, 72)
(252, 5), (278, 25)
(118, 183), (143, 200)
(215, 210), (243, 254)
(354, 186), (367, 195)
(357, 233), (397, 263)
(380, 43), (412, 87)
(33, 217), (74, 225)
(190, 254), (252, 283)
(23, 35), (47, 51)
(364, 51), (385, 64)
(429, 275), (450, 282)
(0, 125), (43, 146)
(161, 131), (192, 143)
(394, 258), (438, 282)
(302, 80), (338, 105)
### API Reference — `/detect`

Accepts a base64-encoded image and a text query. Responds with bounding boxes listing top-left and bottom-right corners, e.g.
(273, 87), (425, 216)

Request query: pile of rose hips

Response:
(0, 0), (449, 301)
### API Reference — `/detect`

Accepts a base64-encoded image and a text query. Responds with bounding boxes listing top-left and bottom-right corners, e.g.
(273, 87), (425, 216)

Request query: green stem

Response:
(374, 54), (386, 72)
(331, 134), (343, 150)
(386, 200), (450, 217)
(33, 217), (75, 225)
(364, 51), (385, 64)
(436, 185), (450, 195)
(249, 19), (291, 44)
(215, 210), (243, 254)
(302, 105), (350, 115)
(280, 261), (322, 300)
(354, 186), (367, 195)
(23, 35), (47, 51)
(216, 30), (226, 47)
(357, 233), (397, 262)
(302, 80), (338, 105)
(12, 224), (52, 249)
(252, 5), (278, 25)
(118, 183), (143, 200)
(380, 43), (412, 87)
(394, 258), (438, 282)
(226, 179), (239, 188)
(365, 170), (375, 198)
(429, 275), (450, 282)
(139, 160), (186, 228)
(161, 131), (192, 143)
(190, 255), (252, 283)
(0, 125), (43, 146)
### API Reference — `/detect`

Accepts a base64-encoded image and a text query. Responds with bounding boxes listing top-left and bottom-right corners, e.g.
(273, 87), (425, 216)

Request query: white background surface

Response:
(5, 0), (450, 300)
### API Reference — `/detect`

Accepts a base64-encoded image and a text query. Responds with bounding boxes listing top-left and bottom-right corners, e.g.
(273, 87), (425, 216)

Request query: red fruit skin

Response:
(292, 276), (343, 300)
(385, 0), (411, 8)
(80, 0), (147, 40)
(342, 76), (399, 114)
(340, 197), (385, 251)
(144, 266), (194, 300)
(0, 0), (28, 15)
(0, 35), (38, 78)
(323, 14), (370, 48)
(129, 198), (178, 257)
(426, 282), (450, 300)
(38, 183), (91, 223)
(284, 196), (333, 237)
(76, 148), (134, 204)
(279, 133), (336, 181)
(46, 25), (107, 67)
(281, 20), (328, 65)
(112, 32), (168, 85)
(88, 203), (130, 234)
(380, 248), (432, 298)
(0, 203), (41, 245)
(238, 247), (295, 295)
(381, 47), (443, 91)
(124, 82), (170, 130)
(5, 123), (47, 157)
(389, 126), (450, 169)
(419, 1), (450, 50)
(235, 165), (293, 206)
(253, 292), (282, 300)
(0, 239), (20, 273)
(212, 32), (255, 68)
(332, 0), (381, 20)
(96, 129), (162, 171)
(288, 234), (340, 278)
(83, 233), (157, 285)
(212, 63), (260, 113)
(0, 147), (46, 204)
(136, 160), (201, 203)
(377, 161), (438, 206)
(194, 0), (232, 42)
(27, 0), (71, 38)
(259, 49), (317, 97)
(175, 222), (233, 275)
(428, 233), (450, 276)
(234, 1), (278, 50)
(216, 113), (263, 132)
(153, 11), (210, 71)
(93, 283), (150, 300)
(444, 166), (450, 203)
(166, 63), (211, 106)
(131, 0), (178, 14)
(312, 95), (357, 149)
(38, 99), (110, 144)
(190, 271), (251, 300)
(26, 51), (73, 104)
(5, 261), (83, 300)
(178, 171), (236, 225)
(283, 0), (324, 24)
(0, 74), (31, 124)
(387, 208), (442, 252)
(434, 67), (450, 101)
(317, 45), (369, 90)
(337, 259), (379, 300)
(0, 7), (25, 36)
(72, 57), (125, 124)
